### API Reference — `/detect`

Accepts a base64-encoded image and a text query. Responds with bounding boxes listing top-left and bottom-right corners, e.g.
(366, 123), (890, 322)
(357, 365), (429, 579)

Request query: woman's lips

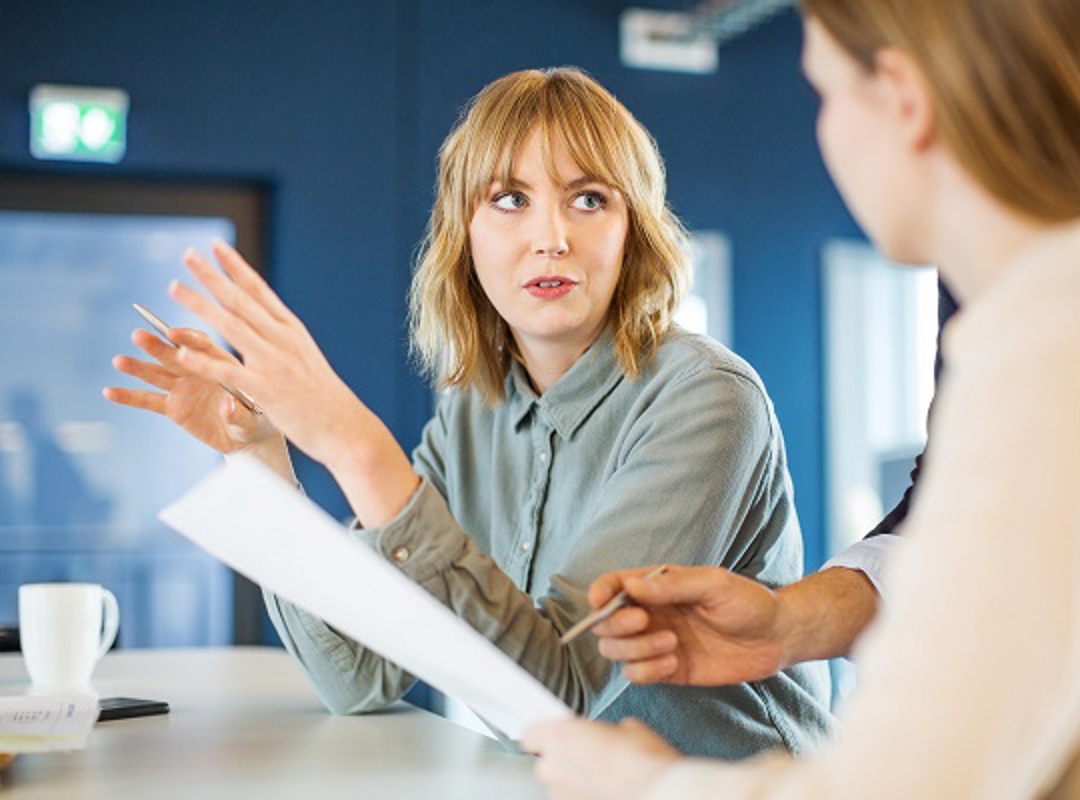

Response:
(525, 276), (577, 299)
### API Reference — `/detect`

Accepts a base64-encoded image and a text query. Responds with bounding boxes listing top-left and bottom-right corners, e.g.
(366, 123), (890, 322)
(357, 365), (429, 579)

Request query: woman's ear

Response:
(875, 47), (936, 151)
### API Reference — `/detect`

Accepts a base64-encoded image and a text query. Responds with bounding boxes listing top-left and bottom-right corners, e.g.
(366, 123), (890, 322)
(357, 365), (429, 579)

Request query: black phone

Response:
(97, 696), (170, 722)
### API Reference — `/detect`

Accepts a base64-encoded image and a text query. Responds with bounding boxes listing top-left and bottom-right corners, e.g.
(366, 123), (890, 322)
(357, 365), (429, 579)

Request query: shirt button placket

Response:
(519, 425), (552, 581)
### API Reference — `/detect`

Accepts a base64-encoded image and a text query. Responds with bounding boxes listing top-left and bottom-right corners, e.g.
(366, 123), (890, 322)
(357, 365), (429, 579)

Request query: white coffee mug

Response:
(18, 583), (120, 692)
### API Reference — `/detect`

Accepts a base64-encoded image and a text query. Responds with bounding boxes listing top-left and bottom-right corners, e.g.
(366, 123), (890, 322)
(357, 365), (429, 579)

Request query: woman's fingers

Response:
(209, 239), (295, 325)
(111, 355), (177, 392)
(182, 248), (283, 345)
(132, 328), (183, 366)
(169, 330), (254, 403)
(102, 386), (168, 415)
(175, 344), (246, 391)
(168, 279), (262, 359)
(169, 327), (241, 363)
(132, 326), (240, 379)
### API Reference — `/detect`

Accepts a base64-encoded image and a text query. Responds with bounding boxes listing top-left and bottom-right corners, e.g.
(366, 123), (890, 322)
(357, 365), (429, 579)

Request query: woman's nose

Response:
(532, 208), (569, 257)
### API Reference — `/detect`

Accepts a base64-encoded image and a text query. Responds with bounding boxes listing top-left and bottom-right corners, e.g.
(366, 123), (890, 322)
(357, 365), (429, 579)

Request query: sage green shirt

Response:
(266, 328), (832, 758)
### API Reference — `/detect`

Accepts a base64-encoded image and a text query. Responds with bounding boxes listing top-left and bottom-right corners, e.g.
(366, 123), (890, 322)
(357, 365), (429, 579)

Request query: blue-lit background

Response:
(0, 212), (235, 646)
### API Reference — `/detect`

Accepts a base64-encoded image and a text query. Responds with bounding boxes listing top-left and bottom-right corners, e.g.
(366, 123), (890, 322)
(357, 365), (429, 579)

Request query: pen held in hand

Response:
(559, 564), (669, 646)
(132, 303), (263, 416)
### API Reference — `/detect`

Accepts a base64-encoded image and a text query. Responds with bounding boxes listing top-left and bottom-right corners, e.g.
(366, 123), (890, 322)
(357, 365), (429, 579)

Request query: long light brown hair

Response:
(409, 67), (690, 404)
(802, 0), (1080, 222)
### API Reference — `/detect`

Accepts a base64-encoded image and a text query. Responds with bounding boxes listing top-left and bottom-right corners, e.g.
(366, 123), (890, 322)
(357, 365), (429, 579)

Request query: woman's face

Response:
(802, 17), (926, 262)
(468, 128), (628, 363)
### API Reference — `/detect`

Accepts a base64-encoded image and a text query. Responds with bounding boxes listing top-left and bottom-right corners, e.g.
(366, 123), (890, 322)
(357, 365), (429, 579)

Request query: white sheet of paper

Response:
(159, 455), (571, 740)
(0, 695), (98, 752)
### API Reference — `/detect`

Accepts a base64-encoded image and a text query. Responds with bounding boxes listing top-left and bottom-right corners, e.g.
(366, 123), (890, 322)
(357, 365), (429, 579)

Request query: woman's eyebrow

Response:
(490, 177), (532, 191)
(488, 175), (602, 192)
(564, 175), (601, 190)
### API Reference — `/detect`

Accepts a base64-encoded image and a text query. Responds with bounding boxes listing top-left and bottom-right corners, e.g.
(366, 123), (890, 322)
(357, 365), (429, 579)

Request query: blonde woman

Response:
(526, 3), (1080, 798)
(105, 68), (831, 757)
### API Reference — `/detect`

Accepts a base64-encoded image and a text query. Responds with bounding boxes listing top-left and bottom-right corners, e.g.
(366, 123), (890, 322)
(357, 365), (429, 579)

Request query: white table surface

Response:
(0, 647), (545, 799)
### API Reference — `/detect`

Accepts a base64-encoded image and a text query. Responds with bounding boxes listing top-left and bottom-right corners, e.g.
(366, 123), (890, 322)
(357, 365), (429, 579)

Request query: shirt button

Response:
(538, 452), (548, 464)
(521, 542), (531, 552)
(391, 546), (411, 564)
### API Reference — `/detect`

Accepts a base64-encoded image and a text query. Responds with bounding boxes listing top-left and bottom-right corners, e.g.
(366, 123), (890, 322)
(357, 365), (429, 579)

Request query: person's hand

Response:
(588, 565), (790, 686)
(105, 325), (278, 455)
(159, 239), (375, 472)
(522, 718), (679, 800)
(157, 239), (418, 526)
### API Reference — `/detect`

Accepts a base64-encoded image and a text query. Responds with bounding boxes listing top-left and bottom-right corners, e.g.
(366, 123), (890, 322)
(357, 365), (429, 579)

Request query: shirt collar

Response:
(506, 328), (624, 439)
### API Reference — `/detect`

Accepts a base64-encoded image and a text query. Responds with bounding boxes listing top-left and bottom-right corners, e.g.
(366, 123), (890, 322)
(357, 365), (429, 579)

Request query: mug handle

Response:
(97, 588), (120, 661)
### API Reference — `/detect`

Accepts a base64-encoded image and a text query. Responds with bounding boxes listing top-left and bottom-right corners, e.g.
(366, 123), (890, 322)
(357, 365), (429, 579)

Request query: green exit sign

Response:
(30, 84), (129, 163)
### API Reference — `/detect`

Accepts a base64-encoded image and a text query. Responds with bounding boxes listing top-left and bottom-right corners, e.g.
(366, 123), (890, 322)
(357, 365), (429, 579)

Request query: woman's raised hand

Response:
(107, 240), (417, 525)
(134, 240), (419, 527)
(160, 240), (373, 472)
(105, 325), (277, 455)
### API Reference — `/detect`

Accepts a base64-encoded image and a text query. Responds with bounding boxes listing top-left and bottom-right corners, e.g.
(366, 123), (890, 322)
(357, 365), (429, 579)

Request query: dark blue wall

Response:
(0, 1), (862, 571)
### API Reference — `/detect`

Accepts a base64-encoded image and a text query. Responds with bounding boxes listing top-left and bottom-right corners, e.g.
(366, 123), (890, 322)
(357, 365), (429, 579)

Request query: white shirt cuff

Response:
(821, 534), (899, 599)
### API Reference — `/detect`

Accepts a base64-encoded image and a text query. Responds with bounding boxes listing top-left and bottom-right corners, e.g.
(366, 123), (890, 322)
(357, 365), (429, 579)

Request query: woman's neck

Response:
(515, 331), (604, 395)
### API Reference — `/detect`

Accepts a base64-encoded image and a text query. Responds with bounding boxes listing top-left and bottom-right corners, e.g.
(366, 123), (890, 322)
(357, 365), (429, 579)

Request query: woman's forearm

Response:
(321, 408), (421, 529)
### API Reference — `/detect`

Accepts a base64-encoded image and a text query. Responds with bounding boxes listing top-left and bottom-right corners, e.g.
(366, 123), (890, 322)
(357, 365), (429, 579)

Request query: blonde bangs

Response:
(458, 80), (632, 219)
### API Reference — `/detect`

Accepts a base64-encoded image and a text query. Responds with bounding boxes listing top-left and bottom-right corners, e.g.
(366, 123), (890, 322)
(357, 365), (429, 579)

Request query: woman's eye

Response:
(493, 192), (527, 211)
(571, 191), (607, 211)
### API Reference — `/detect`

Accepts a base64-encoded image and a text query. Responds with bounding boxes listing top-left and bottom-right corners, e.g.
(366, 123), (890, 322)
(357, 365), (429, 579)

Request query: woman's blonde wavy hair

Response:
(409, 67), (691, 405)
(802, 0), (1080, 223)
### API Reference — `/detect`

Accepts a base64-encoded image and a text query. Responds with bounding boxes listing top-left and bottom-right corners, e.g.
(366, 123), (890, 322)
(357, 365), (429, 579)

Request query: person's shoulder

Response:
(648, 327), (766, 391)
(953, 225), (1080, 361)
(636, 328), (776, 429)
(627, 329), (777, 445)
(430, 385), (490, 419)
(429, 382), (522, 432)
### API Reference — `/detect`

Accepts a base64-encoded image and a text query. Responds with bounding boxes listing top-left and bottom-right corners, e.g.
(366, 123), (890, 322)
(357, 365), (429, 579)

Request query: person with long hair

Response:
(524, 1), (1080, 796)
(105, 67), (832, 758)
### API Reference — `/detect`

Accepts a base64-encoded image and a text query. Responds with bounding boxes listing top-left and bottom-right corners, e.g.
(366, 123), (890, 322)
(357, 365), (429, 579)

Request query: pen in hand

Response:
(560, 565), (669, 645)
(132, 303), (263, 416)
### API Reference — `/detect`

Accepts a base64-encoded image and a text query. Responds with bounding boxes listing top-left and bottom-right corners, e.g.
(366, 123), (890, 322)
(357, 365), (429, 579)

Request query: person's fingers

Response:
(182, 247), (282, 343)
(523, 719), (605, 755)
(175, 344), (246, 390)
(220, 393), (239, 422)
(597, 630), (677, 663)
(587, 567), (655, 608)
(132, 328), (183, 367)
(210, 239), (295, 324)
(220, 391), (264, 433)
(590, 606), (650, 638)
(532, 755), (554, 782)
(102, 386), (167, 415)
(168, 279), (262, 358)
(168, 326), (220, 352)
(111, 355), (177, 392)
(519, 719), (570, 757)
(533, 759), (590, 800)
(621, 565), (727, 607)
(168, 328), (247, 374)
(621, 654), (679, 685)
